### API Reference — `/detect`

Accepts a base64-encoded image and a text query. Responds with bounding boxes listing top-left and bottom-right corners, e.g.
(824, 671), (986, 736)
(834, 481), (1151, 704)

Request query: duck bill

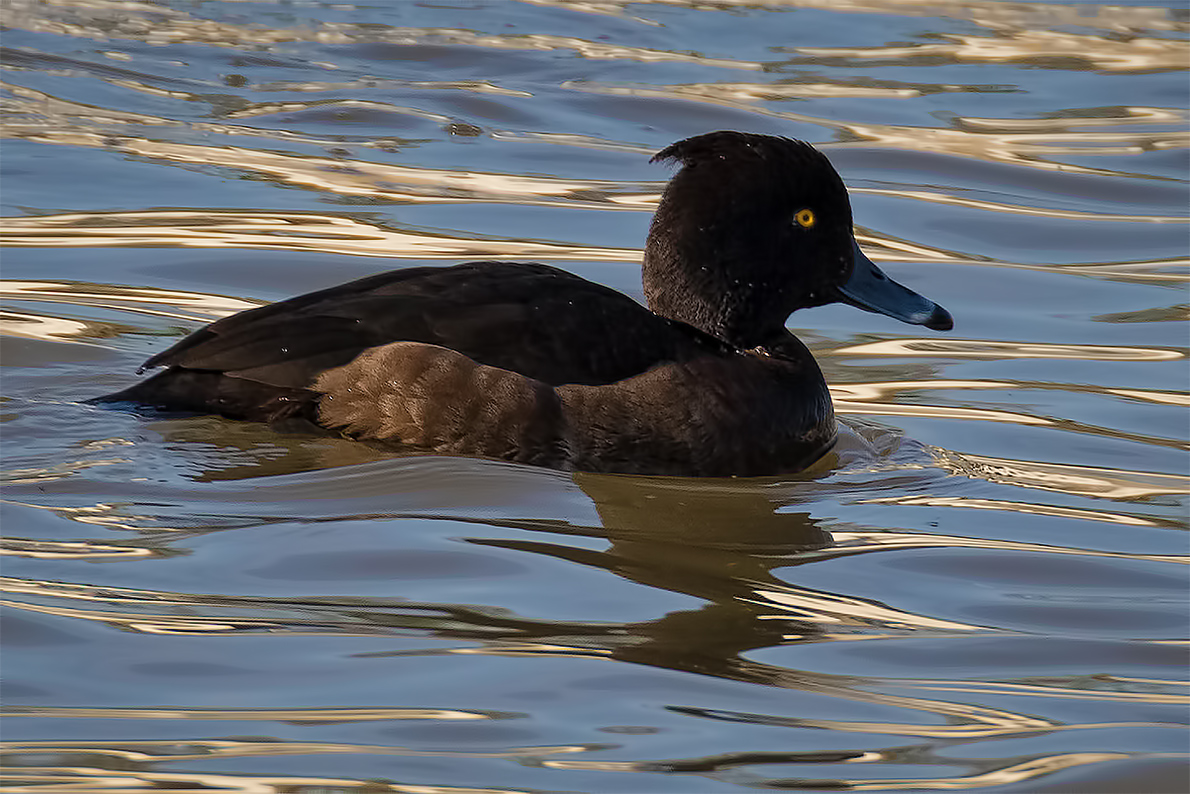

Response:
(838, 241), (953, 331)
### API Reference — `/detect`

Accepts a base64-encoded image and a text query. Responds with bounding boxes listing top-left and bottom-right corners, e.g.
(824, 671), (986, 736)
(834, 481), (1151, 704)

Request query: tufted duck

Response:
(92, 131), (952, 476)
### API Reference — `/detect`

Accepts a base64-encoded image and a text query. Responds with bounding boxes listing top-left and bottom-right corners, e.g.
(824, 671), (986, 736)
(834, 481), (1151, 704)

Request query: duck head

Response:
(643, 131), (952, 348)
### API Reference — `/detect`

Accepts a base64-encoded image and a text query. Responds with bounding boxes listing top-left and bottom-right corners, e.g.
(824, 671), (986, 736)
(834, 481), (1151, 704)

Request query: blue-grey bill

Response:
(838, 242), (953, 331)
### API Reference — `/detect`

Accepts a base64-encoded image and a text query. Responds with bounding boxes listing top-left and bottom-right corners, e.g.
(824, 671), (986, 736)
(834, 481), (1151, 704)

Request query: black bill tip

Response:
(921, 303), (953, 332)
(838, 241), (953, 332)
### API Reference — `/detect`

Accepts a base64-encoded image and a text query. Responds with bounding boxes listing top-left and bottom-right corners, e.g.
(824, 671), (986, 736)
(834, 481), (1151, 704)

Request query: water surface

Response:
(2, 0), (1188, 791)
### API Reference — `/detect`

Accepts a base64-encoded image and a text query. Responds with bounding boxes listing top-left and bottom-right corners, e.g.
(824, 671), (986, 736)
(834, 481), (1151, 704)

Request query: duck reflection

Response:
(466, 471), (835, 682)
(36, 416), (997, 679)
(27, 417), (847, 680)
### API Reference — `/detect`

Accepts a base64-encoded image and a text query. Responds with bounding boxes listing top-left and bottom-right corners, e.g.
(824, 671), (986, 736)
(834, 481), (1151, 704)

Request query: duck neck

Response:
(642, 218), (793, 350)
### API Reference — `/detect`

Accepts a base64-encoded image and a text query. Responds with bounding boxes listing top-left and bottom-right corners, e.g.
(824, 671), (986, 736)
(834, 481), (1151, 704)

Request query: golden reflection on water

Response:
(559, 79), (1189, 176)
(0, 501), (151, 535)
(835, 393), (1187, 454)
(853, 186), (1189, 224)
(2, 207), (1181, 300)
(831, 377), (1190, 444)
(960, 107), (1187, 132)
(841, 754), (1166, 792)
(896, 678), (1189, 705)
(103, 135), (651, 209)
(936, 452), (1190, 499)
(854, 233), (1188, 284)
(533, 751), (1180, 792)
(853, 497), (1174, 529)
(565, 77), (923, 102)
(0, 210), (641, 260)
(12, 0), (1185, 40)
(1, 563), (1002, 639)
(258, 78), (533, 96)
(1, 458), (131, 485)
(834, 338), (1186, 361)
(4, 705), (507, 721)
(3, 737), (589, 760)
(5, 575), (1184, 745)
(756, 709), (1166, 741)
(6, 71), (1188, 224)
(0, 738), (597, 794)
(0, 766), (524, 793)
(821, 528), (1186, 562)
(744, 582), (991, 632)
(2, 82), (660, 208)
(0, 279), (261, 321)
(834, 399), (1053, 426)
(9, 748), (1176, 793)
(0, 538), (155, 560)
(835, 119), (1188, 173)
(5, 1), (763, 71)
(800, 29), (1188, 73)
(1106, 387), (1190, 406)
(0, 310), (95, 342)
(7, 75), (1181, 279)
(5, 80), (1184, 281)
(525, 0), (1184, 36)
(835, 379), (1190, 408)
(1, 576), (396, 637)
(3, 519), (1185, 789)
(2, 599), (271, 635)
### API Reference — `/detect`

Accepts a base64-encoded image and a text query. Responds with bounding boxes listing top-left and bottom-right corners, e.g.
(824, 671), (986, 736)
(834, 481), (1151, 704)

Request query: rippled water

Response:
(2, 0), (1188, 791)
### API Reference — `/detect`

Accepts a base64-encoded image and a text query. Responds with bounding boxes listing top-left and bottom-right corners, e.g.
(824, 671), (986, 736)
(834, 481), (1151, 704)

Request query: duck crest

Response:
(651, 130), (835, 174)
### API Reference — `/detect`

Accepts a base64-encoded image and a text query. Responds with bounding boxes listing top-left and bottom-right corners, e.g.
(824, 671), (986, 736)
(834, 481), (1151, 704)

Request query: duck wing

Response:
(100, 261), (722, 420)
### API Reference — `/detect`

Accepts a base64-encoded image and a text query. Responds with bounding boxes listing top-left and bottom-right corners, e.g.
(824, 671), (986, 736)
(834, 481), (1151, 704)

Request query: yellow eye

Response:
(795, 209), (816, 229)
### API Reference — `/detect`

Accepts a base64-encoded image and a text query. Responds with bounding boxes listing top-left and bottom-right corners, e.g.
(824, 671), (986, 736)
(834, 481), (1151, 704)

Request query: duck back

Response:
(99, 261), (726, 423)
